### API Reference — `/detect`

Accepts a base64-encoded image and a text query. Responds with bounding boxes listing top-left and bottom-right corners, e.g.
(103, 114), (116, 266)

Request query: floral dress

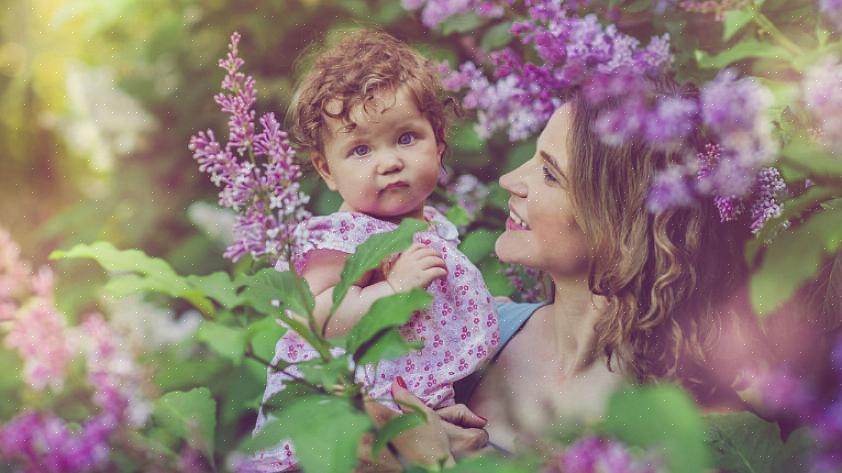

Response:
(244, 206), (499, 472)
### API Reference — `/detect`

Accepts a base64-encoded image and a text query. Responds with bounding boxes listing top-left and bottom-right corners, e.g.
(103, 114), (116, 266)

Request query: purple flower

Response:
(803, 56), (842, 155)
(190, 32), (311, 266)
(647, 165), (695, 213)
(749, 167), (787, 233)
(644, 96), (699, 145)
(505, 265), (546, 303)
(401, 0), (504, 29)
(559, 436), (660, 473)
(820, 0), (842, 31)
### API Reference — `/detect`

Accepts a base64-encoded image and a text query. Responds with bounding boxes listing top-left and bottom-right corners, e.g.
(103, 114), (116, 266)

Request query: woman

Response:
(365, 77), (756, 468)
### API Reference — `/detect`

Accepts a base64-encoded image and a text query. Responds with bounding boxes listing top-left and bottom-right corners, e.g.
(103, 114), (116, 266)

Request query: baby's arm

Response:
(300, 243), (447, 338)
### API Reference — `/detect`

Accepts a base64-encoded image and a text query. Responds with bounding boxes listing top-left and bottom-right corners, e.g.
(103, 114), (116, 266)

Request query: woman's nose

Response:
(499, 165), (527, 197)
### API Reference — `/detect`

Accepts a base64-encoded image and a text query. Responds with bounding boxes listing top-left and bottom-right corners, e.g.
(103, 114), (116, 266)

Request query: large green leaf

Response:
(723, 10), (754, 41)
(153, 388), (217, 462)
(481, 21), (513, 52)
(345, 289), (432, 354)
(779, 137), (842, 181)
(248, 315), (288, 362)
(240, 396), (371, 473)
(705, 412), (780, 473)
(186, 272), (242, 309)
(50, 241), (214, 316)
(332, 219), (426, 311)
(695, 40), (789, 69)
(297, 355), (354, 389)
(459, 229), (500, 264)
(197, 320), (248, 365)
(357, 328), (424, 366)
(602, 385), (708, 473)
(241, 267), (315, 319)
(750, 207), (842, 315)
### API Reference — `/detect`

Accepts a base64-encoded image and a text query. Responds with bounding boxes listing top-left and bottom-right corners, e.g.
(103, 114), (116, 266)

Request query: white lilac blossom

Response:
(401, 0), (504, 29)
(190, 32), (311, 266)
(803, 56), (842, 155)
(107, 294), (202, 351)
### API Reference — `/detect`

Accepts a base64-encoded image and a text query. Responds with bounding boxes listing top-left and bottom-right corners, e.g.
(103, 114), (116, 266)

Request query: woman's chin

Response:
(495, 230), (531, 265)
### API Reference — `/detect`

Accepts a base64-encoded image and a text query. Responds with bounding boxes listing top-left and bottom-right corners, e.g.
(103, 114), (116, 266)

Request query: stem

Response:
(244, 349), (326, 393)
(751, 10), (803, 56)
(277, 310), (333, 361)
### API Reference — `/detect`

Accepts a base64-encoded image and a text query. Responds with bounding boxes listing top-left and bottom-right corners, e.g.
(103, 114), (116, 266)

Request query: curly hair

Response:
(287, 30), (451, 156)
(566, 76), (750, 398)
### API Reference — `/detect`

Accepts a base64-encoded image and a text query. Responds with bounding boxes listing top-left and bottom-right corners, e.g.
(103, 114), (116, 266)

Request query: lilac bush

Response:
(552, 436), (662, 473)
(190, 32), (311, 267)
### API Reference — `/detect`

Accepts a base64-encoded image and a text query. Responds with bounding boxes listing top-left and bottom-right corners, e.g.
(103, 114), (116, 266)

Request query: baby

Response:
(249, 30), (498, 471)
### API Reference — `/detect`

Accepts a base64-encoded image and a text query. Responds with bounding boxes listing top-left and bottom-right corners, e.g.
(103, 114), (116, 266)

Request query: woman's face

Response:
(495, 104), (592, 277)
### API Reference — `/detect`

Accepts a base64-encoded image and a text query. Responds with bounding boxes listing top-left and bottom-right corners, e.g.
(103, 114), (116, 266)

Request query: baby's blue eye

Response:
(398, 132), (414, 145)
(352, 144), (369, 157)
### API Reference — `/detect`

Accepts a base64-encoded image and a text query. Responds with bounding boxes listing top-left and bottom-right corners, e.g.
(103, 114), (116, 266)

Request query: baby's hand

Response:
(384, 243), (447, 293)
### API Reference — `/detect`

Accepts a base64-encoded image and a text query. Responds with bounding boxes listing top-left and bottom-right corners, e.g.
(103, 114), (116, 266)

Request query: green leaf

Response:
(459, 229), (501, 264)
(771, 427), (816, 473)
(750, 207), (842, 315)
(504, 139), (537, 174)
(450, 124), (485, 153)
(480, 21), (513, 52)
(332, 219), (426, 311)
(186, 272), (242, 309)
(779, 137), (842, 180)
(248, 316), (287, 362)
(372, 412), (426, 458)
(197, 320), (247, 365)
(479, 258), (514, 297)
(50, 242), (214, 315)
(746, 185), (838, 265)
(153, 388), (217, 461)
(346, 289), (433, 354)
(240, 396), (371, 473)
(297, 355), (353, 389)
(705, 411), (781, 473)
(241, 268), (314, 318)
(439, 12), (484, 35)
(723, 10), (754, 41)
(262, 381), (322, 413)
(446, 206), (471, 227)
(695, 40), (789, 69)
(357, 327), (424, 366)
(602, 384), (708, 473)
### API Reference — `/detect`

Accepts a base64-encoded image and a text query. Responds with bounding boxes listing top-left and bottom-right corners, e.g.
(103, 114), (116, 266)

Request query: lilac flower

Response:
(402, 0), (504, 29)
(802, 56), (842, 155)
(447, 174), (490, 218)
(820, 0), (842, 31)
(5, 299), (73, 391)
(647, 165), (695, 213)
(505, 265), (546, 303)
(0, 412), (114, 473)
(749, 167), (787, 233)
(644, 96), (699, 145)
(558, 436), (660, 473)
(190, 32), (311, 266)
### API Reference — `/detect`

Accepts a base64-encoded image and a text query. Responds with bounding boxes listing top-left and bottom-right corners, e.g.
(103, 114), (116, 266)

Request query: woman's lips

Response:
(506, 216), (529, 231)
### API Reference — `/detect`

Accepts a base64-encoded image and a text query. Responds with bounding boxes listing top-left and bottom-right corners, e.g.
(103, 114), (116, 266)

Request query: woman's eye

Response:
(351, 144), (370, 157)
(398, 132), (414, 145)
(542, 165), (558, 183)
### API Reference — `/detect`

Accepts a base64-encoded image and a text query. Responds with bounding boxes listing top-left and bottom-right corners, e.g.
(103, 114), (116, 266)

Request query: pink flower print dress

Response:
(245, 206), (499, 472)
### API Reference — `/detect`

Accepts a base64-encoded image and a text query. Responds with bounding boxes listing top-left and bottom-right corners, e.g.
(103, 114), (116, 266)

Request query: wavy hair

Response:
(566, 76), (750, 398)
(288, 30), (451, 156)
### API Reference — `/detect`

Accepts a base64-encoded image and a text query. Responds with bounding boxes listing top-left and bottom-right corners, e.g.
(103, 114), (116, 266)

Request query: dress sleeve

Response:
(290, 212), (392, 274)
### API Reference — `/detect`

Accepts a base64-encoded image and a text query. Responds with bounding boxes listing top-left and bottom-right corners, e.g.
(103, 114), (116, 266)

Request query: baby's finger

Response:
(421, 267), (448, 282)
(418, 256), (447, 270)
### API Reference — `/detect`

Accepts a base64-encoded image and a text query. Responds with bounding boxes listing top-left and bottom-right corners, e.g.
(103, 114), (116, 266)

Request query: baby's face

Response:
(314, 86), (443, 222)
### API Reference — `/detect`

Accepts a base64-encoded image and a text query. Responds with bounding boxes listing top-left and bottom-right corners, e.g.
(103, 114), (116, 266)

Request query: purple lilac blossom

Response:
(647, 165), (695, 213)
(557, 436), (660, 473)
(505, 265), (545, 303)
(820, 0), (842, 31)
(749, 167), (787, 233)
(447, 174), (490, 218)
(401, 0), (503, 29)
(802, 56), (842, 155)
(190, 32), (311, 266)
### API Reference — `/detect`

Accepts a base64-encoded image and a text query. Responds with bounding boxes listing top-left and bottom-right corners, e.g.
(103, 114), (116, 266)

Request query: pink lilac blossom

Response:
(555, 436), (661, 473)
(5, 300), (74, 391)
(802, 56), (842, 155)
(190, 32), (311, 266)
(401, 0), (504, 29)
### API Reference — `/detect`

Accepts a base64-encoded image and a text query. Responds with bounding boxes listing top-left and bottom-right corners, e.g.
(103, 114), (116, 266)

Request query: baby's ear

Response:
(312, 153), (338, 191)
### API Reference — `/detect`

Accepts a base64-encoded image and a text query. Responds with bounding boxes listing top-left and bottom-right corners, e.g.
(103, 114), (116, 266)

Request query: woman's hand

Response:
(360, 378), (489, 471)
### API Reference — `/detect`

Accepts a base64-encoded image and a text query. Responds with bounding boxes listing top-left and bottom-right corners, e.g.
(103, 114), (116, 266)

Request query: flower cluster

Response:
(440, 2), (672, 141)
(754, 333), (842, 473)
(505, 264), (546, 303)
(0, 228), (152, 472)
(551, 436), (662, 473)
(444, 173), (491, 219)
(0, 228), (72, 391)
(190, 32), (311, 266)
(401, 0), (504, 29)
(820, 0), (842, 31)
(803, 55), (842, 155)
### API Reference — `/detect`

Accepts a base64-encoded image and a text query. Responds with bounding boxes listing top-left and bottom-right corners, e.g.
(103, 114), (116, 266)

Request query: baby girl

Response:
(249, 30), (498, 471)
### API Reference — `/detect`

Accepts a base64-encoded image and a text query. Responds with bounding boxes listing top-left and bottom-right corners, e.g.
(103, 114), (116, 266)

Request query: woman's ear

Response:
(312, 153), (338, 191)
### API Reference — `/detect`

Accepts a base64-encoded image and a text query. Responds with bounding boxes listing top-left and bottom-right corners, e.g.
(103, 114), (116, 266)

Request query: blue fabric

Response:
(496, 301), (544, 348)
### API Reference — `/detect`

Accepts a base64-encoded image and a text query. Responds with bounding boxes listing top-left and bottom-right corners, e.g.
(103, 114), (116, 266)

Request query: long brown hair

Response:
(566, 77), (750, 397)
